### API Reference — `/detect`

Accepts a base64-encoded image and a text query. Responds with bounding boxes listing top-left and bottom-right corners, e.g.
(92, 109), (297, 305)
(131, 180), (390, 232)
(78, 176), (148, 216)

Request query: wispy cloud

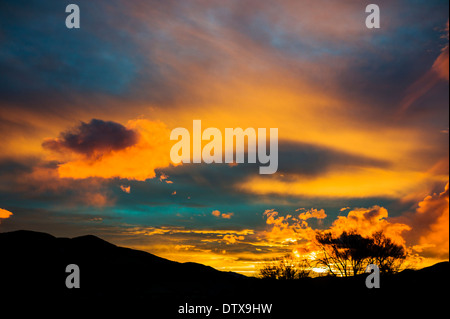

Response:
(399, 20), (449, 112)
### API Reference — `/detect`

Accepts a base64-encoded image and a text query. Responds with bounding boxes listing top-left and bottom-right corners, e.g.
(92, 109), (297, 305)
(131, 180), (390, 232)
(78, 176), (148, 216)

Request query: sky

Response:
(0, 0), (448, 275)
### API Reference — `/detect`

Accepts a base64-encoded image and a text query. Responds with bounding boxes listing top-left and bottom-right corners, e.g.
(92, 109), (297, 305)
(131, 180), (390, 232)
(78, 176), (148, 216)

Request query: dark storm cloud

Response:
(163, 139), (390, 186)
(276, 141), (390, 177)
(42, 119), (139, 157)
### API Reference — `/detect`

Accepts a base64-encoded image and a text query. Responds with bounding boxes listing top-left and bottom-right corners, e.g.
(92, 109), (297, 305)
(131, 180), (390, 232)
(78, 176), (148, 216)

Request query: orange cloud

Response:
(401, 182), (449, 259)
(159, 173), (173, 184)
(222, 234), (245, 245)
(433, 20), (450, 81)
(260, 205), (412, 267)
(239, 167), (443, 199)
(258, 185), (449, 271)
(328, 206), (411, 245)
(262, 209), (317, 247)
(432, 46), (449, 81)
(400, 20), (449, 112)
(212, 210), (234, 219)
(211, 210), (221, 217)
(84, 192), (114, 208)
(221, 213), (234, 219)
(3, 165), (115, 208)
(120, 185), (131, 194)
(44, 119), (175, 181)
(174, 245), (196, 251)
(126, 226), (254, 237)
(0, 208), (13, 220)
(298, 208), (327, 221)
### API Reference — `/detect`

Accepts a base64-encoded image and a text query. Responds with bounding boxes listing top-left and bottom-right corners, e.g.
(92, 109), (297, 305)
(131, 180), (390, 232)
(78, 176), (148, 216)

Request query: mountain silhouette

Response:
(0, 230), (448, 317)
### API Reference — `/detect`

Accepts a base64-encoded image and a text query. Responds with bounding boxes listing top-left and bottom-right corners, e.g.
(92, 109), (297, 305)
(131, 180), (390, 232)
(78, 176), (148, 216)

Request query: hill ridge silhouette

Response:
(0, 230), (448, 316)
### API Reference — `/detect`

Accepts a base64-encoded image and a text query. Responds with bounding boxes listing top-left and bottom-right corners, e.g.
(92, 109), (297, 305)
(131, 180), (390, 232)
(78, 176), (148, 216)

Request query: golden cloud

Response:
(239, 167), (443, 199)
(44, 119), (175, 181)
(400, 182), (449, 259)
(297, 208), (327, 220)
(262, 209), (317, 247)
(212, 210), (234, 219)
(329, 206), (411, 245)
(211, 210), (221, 218)
(126, 226), (254, 237)
(120, 185), (131, 194)
(260, 206), (412, 266)
(0, 208), (13, 220)
(222, 234), (245, 245)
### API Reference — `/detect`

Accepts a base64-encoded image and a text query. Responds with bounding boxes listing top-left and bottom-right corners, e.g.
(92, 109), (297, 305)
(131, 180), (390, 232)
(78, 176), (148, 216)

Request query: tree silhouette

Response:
(315, 231), (372, 276)
(315, 231), (406, 277)
(259, 254), (311, 280)
(367, 231), (406, 274)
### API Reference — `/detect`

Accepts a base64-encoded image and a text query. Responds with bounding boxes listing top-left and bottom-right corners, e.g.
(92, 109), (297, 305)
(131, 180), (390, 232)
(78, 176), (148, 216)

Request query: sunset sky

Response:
(0, 0), (448, 275)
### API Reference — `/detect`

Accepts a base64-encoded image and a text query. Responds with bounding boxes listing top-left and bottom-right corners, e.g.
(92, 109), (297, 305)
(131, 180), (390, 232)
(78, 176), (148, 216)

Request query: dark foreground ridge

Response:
(0, 230), (448, 317)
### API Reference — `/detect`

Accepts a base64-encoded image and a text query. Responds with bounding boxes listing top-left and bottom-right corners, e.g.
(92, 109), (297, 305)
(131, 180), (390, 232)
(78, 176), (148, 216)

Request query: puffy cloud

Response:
(222, 234), (245, 245)
(212, 210), (234, 219)
(264, 206), (411, 246)
(159, 173), (173, 184)
(262, 209), (317, 246)
(43, 118), (174, 181)
(211, 210), (221, 218)
(298, 208), (327, 221)
(259, 184), (449, 269)
(329, 206), (411, 245)
(0, 208), (13, 220)
(401, 183), (449, 259)
(42, 119), (139, 158)
(261, 206), (412, 262)
(120, 185), (131, 194)
(221, 213), (234, 219)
